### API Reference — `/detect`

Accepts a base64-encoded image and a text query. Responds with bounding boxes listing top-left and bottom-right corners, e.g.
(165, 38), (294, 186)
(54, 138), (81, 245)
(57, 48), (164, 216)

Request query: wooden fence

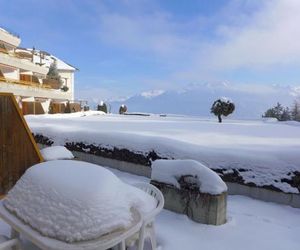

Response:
(0, 93), (43, 194)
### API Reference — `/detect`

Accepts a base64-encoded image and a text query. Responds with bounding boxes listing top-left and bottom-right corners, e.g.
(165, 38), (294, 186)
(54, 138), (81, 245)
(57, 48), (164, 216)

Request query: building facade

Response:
(0, 27), (78, 114)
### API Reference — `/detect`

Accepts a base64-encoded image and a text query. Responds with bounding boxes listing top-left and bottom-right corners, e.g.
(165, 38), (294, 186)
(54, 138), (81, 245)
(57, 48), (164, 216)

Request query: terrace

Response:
(0, 93), (299, 250)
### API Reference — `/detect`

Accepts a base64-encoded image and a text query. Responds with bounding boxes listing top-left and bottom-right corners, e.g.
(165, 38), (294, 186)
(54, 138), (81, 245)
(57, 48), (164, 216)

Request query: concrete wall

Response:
(227, 182), (300, 208)
(72, 151), (151, 177)
(0, 29), (21, 47)
(1, 68), (19, 79)
(58, 70), (74, 100)
(151, 180), (227, 225)
(39, 146), (300, 208)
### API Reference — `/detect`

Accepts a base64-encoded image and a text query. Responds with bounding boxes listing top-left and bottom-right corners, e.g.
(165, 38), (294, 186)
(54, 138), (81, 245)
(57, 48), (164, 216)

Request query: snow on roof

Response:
(4, 160), (156, 242)
(24, 48), (78, 71)
(152, 159), (227, 195)
(51, 54), (78, 71)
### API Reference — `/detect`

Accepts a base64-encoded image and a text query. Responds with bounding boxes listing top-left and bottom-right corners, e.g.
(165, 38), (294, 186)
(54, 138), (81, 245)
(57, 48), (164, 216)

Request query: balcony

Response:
(0, 76), (51, 89)
(0, 28), (21, 47)
(0, 77), (72, 100)
(0, 50), (48, 75)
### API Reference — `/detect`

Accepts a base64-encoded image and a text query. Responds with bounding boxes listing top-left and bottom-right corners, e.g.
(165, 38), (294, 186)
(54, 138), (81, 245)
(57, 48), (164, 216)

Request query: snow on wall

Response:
(25, 114), (300, 193)
(152, 159), (227, 195)
(40, 146), (74, 161)
(4, 160), (156, 242)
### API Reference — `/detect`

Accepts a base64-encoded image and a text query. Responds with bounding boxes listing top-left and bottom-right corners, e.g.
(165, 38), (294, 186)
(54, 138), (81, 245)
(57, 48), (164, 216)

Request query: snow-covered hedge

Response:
(151, 159), (227, 195)
(27, 114), (300, 193)
(4, 160), (156, 242)
(40, 146), (74, 161)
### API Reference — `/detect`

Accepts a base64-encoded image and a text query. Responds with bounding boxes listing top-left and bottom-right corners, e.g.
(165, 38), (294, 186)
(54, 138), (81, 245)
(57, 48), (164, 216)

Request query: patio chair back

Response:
(133, 183), (164, 223)
(132, 182), (164, 250)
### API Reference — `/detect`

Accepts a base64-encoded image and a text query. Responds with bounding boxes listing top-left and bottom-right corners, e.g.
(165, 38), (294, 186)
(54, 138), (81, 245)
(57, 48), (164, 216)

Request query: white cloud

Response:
(206, 0), (300, 70)
(97, 12), (196, 60)
(92, 0), (300, 81)
(74, 0), (300, 100)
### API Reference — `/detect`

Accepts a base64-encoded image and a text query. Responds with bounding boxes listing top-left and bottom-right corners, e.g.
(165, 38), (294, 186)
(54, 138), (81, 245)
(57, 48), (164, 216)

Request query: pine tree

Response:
(47, 61), (63, 84)
(273, 103), (284, 119)
(281, 107), (291, 121)
(263, 103), (291, 121)
(291, 101), (300, 121)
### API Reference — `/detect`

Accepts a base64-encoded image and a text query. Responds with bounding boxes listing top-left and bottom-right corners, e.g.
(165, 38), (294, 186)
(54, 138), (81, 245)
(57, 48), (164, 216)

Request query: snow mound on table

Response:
(4, 160), (156, 242)
(152, 159), (227, 195)
(40, 146), (74, 161)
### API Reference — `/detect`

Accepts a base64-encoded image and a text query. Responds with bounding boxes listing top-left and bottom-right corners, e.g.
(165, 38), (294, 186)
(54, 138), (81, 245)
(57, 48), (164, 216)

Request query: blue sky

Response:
(1, 0), (300, 101)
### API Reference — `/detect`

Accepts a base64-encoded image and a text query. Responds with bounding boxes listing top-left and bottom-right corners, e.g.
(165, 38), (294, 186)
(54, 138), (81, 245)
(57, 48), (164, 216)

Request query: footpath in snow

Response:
(26, 113), (300, 193)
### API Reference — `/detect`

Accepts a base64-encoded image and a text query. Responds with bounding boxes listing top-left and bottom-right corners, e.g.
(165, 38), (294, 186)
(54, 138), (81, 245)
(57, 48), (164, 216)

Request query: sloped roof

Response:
(23, 48), (78, 71)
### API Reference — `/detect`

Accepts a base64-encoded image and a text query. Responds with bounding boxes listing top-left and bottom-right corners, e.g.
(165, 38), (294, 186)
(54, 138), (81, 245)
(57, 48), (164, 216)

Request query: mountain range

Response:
(106, 83), (300, 118)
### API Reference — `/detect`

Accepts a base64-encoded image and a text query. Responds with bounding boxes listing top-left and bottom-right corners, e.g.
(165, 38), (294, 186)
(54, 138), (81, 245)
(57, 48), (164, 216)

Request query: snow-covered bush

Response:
(60, 85), (69, 92)
(4, 160), (156, 242)
(119, 104), (128, 114)
(211, 97), (235, 123)
(97, 101), (107, 113)
(151, 159), (227, 195)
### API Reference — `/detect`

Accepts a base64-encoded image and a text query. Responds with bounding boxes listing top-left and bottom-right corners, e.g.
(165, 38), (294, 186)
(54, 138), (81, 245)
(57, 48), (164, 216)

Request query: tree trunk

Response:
(218, 114), (222, 123)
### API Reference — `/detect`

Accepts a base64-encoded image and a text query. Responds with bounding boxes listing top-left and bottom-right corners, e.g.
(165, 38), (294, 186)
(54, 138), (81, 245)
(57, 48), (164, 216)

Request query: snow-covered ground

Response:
(0, 167), (299, 250)
(26, 113), (300, 193)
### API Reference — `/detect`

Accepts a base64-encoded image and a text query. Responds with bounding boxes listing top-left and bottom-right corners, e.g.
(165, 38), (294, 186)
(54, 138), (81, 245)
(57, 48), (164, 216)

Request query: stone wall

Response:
(35, 136), (300, 208)
(151, 180), (227, 225)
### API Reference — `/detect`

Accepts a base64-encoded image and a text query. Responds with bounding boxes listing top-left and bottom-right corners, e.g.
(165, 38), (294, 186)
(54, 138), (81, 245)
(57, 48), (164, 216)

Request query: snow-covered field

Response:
(0, 167), (299, 250)
(26, 112), (300, 193)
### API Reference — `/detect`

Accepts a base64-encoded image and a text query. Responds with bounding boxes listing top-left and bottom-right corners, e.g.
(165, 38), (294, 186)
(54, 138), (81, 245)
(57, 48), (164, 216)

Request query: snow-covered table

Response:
(0, 160), (158, 249)
(0, 201), (142, 250)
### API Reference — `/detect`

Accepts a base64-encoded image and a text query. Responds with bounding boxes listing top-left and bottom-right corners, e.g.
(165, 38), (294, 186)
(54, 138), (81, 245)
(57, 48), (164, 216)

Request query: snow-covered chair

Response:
(0, 234), (21, 250)
(0, 202), (142, 250)
(127, 183), (164, 250)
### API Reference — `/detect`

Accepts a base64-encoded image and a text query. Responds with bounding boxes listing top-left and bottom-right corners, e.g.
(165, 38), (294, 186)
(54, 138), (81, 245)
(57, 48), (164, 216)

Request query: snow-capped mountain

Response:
(107, 83), (299, 118)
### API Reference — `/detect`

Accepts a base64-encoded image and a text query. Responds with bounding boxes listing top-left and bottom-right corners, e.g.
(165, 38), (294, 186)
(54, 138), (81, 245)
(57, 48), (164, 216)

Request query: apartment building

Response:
(0, 27), (78, 114)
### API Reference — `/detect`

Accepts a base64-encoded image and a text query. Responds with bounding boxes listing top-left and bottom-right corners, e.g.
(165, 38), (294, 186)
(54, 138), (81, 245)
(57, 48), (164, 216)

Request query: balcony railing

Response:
(0, 47), (35, 63)
(0, 50), (49, 75)
(0, 76), (52, 89)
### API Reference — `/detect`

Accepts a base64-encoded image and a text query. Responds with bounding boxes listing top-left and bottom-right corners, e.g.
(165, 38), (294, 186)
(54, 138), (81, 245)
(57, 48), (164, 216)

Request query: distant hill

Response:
(107, 83), (300, 118)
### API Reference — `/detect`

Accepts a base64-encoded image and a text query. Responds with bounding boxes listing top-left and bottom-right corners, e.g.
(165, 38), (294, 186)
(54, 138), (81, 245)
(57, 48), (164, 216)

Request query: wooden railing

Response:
(0, 47), (8, 54)
(0, 76), (52, 89)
